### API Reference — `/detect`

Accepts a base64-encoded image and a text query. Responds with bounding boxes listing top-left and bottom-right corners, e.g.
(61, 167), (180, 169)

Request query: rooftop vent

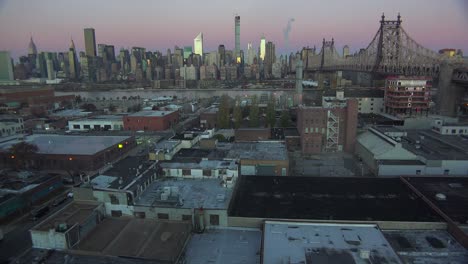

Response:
(435, 193), (447, 201)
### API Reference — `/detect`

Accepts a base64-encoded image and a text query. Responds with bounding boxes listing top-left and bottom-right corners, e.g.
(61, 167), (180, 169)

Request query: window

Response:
(109, 194), (119, 205)
(182, 169), (191, 176)
(358, 108), (361, 111)
(203, 170), (212, 177)
(451, 129), (456, 134)
(371, 98), (374, 101)
(83, 125), (90, 129)
(157, 213), (169, 220)
(94, 125), (100, 130)
(370, 108), (373, 111)
(416, 170), (421, 175)
(371, 103), (374, 106)
(444, 170), (450, 175)
(209, 214), (219, 226)
(182, 215), (192, 221)
(305, 128), (309, 133)
(73, 125), (80, 129)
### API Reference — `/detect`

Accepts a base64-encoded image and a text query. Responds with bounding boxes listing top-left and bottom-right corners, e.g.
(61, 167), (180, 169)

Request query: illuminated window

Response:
(118, 144), (123, 149)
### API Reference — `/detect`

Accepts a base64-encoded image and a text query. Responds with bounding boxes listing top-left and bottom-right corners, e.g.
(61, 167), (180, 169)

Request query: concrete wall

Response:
(92, 190), (134, 216)
(378, 164), (426, 176)
(68, 119), (123, 131)
(228, 216), (447, 230)
(134, 206), (229, 227)
(31, 229), (68, 250)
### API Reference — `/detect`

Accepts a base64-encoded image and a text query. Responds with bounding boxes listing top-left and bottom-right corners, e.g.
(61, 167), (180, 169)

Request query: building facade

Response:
(297, 99), (358, 154)
(124, 110), (179, 131)
(385, 76), (431, 117)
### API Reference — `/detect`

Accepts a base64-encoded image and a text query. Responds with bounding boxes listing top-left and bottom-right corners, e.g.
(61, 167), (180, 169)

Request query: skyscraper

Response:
(0, 51), (14, 81)
(194, 32), (203, 56)
(84, 28), (97, 57)
(68, 38), (79, 79)
(343, 45), (350, 57)
(264, 41), (276, 77)
(260, 36), (266, 60)
(218, 45), (226, 66)
(247, 42), (255, 65)
(234, 15), (240, 62)
(28, 37), (37, 55)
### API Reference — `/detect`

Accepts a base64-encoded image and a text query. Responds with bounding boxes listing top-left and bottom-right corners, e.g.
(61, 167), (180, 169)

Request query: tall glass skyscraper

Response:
(235, 16), (240, 62)
(194, 33), (203, 56)
(83, 28), (96, 57)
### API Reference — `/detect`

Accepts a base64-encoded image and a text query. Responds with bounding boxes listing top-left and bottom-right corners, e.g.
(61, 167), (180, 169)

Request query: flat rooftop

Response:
(33, 202), (100, 231)
(77, 218), (190, 262)
(0, 134), (131, 155)
(73, 115), (123, 121)
(374, 125), (404, 133)
(136, 178), (233, 209)
(91, 156), (155, 190)
(160, 160), (237, 170)
(172, 148), (228, 162)
(226, 141), (288, 161)
(182, 228), (261, 264)
(402, 130), (468, 160)
(323, 88), (385, 98)
(51, 109), (91, 117)
(384, 229), (468, 264)
(263, 221), (402, 264)
(230, 176), (440, 222)
(128, 110), (176, 117)
(406, 177), (468, 223)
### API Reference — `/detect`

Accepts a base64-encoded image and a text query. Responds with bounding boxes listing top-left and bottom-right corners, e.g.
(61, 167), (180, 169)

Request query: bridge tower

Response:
(373, 13), (402, 74)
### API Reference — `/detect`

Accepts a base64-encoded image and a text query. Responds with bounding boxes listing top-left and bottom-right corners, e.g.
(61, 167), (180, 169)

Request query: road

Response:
(0, 198), (72, 262)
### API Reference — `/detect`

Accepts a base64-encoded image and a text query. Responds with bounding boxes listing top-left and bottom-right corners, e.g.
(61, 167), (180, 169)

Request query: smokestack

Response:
(283, 18), (295, 54)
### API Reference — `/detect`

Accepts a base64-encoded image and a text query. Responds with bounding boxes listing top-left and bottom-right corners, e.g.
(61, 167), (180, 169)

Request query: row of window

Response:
(305, 127), (326, 134)
(129, 211), (220, 225)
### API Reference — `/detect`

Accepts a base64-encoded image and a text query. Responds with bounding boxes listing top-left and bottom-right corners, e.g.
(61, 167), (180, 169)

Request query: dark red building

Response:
(297, 99), (358, 154)
(124, 110), (179, 131)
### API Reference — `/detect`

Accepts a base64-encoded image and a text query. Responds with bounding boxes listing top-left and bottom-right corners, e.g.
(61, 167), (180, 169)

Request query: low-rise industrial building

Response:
(68, 115), (124, 131)
(0, 135), (135, 171)
(134, 178), (233, 228)
(262, 221), (402, 264)
(124, 110), (179, 131)
(159, 160), (238, 186)
(234, 128), (271, 141)
(149, 140), (183, 161)
(200, 107), (218, 129)
(226, 141), (289, 176)
(0, 115), (24, 138)
(356, 126), (468, 176)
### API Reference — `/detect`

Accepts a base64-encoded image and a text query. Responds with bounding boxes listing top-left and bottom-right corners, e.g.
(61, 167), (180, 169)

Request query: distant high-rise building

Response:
(0, 51), (14, 81)
(343, 45), (350, 57)
(218, 45), (226, 66)
(264, 41), (276, 77)
(183, 46), (193, 60)
(119, 49), (130, 74)
(235, 16), (240, 62)
(194, 32), (203, 56)
(28, 37), (37, 55)
(98, 44), (106, 58)
(68, 38), (79, 79)
(260, 36), (266, 60)
(247, 42), (255, 65)
(46, 59), (55, 80)
(84, 28), (97, 57)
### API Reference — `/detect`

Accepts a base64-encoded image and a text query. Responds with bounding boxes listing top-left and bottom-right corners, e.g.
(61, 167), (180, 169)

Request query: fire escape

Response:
(325, 110), (339, 152)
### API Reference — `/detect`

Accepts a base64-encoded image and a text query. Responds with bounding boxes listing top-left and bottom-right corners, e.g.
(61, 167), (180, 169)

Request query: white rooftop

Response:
(160, 160), (237, 170)
(135, 178), (232, 209)
(183, 228), (262, 264)
(0, 134), (131, 155)
(128, 110), (176, 117)
(263, 221), (402, 264)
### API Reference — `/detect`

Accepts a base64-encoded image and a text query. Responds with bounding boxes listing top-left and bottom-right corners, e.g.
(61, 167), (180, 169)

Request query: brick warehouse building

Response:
(124, 110), (179, 131)
(297, 99), (358, 154)
(0, 135), (136, 171)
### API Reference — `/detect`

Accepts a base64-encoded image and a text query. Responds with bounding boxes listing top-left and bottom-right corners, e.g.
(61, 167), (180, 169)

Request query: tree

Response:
(108, 104), (117, 112)
(9, 142), (38, 169)
(82, 103), (97, 112)
(217, 94), (230, 129)
(233, 97), (242, 129)
(249, 95), (259, 127)
(279, 110), (292, 127)
(266, 95), (276, 128)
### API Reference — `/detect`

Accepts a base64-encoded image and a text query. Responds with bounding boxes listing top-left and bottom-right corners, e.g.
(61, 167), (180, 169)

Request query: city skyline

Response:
(0, 0), (467, 60)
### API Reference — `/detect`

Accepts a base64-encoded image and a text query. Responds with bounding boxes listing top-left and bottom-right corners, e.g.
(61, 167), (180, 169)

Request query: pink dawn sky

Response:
(0, 0), (467, 60)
